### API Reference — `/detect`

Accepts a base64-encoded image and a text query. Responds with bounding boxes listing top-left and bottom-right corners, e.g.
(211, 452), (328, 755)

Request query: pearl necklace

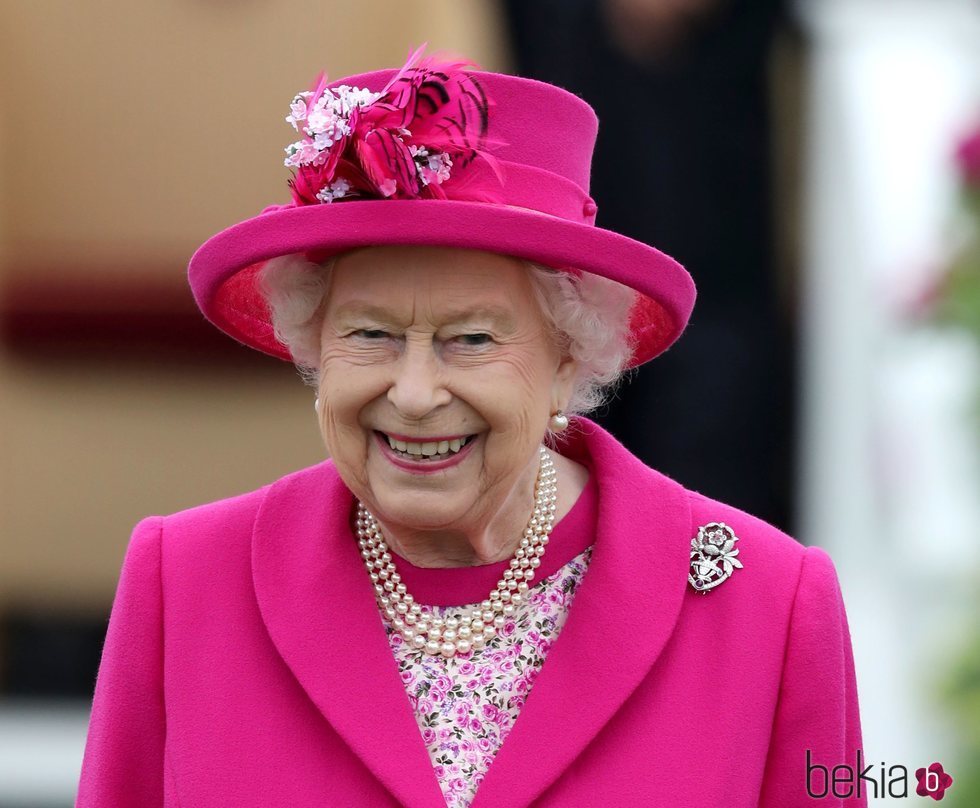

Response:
(356, 446), (558, 657)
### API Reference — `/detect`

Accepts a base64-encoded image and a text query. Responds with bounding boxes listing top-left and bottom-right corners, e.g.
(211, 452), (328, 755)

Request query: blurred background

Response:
(1, 0), (979, 804)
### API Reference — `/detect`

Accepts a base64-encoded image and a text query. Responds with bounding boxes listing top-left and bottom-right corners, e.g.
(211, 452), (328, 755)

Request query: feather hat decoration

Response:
(283, 44), (504, 206)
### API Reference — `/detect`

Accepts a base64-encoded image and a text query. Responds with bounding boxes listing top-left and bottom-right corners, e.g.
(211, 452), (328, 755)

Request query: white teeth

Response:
(383, 433), (473, 458)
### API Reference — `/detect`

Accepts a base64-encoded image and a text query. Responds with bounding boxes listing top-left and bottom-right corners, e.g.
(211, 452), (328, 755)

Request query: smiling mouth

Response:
(377, 431), (476, 461)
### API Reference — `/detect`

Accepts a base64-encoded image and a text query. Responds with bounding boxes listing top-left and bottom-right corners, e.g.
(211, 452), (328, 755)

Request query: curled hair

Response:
(522, 263), (635, 413)
(257, 255), (334, 387)
(259, 252), (636, 415)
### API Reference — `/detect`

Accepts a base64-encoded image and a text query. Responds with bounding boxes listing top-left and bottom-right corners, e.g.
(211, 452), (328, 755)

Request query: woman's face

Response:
(316, 246), (577, 538)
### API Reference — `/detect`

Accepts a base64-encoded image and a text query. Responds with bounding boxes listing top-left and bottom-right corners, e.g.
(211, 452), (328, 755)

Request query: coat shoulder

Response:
(685, 488), (805, 557)
(678, 487), (851, 659)
(683, 487), (811, 594)
(150, 460), (334, 562)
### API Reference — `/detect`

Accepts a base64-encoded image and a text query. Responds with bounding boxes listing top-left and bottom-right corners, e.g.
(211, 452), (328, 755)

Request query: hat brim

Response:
(188, 199), (696, 368)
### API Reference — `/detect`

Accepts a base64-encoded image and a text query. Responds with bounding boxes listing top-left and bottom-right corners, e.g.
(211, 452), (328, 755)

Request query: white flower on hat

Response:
(285, 92), (313, 128)
(284, 140), (323, 168)
(305, 86), (379, 140)
(315, 178), (352, 203)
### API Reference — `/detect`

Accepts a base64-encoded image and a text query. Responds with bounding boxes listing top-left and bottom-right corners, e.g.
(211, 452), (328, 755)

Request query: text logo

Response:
(806, 750), (954, 800)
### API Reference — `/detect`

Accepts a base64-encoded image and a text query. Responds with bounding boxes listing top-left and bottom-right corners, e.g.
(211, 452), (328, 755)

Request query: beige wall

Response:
(0, 0), (508, 268)
(0, 1), (509, 609)
(0, 356), (324, 607)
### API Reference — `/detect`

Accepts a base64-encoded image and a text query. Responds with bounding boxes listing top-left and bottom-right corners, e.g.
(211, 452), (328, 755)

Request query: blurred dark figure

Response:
(1, 611), (105, 696)
(504, 0), (796, 532)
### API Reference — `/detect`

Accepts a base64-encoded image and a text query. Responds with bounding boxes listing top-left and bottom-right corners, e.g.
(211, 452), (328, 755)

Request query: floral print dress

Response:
(379, 477), (597, 808)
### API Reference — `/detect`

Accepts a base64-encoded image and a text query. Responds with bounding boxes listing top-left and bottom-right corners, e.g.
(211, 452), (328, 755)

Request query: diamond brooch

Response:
(689, 522), (743, 594)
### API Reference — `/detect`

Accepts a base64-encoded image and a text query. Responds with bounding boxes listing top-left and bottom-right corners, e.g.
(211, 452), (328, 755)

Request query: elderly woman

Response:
(77, 47), (865, 807)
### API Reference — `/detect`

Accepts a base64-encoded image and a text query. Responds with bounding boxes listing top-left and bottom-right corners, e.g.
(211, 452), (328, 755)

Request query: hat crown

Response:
(187, 60), (695, 372)
(329, 68), (598, 195)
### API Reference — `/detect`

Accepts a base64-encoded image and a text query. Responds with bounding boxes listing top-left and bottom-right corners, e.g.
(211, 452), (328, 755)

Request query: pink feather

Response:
(355, 128), (419, 198)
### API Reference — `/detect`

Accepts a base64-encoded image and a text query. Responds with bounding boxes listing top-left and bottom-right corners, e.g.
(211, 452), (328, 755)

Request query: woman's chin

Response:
(368, 492), (472, 534)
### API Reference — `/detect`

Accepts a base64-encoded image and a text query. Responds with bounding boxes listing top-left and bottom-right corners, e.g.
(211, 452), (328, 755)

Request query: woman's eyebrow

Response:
(332, 301), (517, 330)
(331, 301), (405, 324)
(438, 304), (516, 330)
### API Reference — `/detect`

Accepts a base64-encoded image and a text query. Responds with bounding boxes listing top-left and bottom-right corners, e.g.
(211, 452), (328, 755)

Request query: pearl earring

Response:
(314, 397), (320, 413)
(549, 410), (569, 432)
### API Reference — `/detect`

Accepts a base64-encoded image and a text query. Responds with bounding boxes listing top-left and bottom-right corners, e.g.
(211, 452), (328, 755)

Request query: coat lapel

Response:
(251, 418), (692, 808)
(252, 461), (448, 808)
(469, 420), (692, 807)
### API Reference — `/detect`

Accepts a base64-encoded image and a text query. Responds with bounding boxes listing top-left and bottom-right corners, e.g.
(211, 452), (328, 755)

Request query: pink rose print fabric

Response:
(382, 545), (594, 808)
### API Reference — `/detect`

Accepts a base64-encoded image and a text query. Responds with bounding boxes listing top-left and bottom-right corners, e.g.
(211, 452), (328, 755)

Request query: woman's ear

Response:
(551, 353), (578, 414)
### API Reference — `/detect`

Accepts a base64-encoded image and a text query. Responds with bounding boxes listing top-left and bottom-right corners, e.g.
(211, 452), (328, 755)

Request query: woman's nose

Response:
(386, 339), (452, 419)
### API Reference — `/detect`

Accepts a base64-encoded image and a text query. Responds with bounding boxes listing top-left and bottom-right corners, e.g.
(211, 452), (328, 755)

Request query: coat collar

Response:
(252, 418), (692, 808)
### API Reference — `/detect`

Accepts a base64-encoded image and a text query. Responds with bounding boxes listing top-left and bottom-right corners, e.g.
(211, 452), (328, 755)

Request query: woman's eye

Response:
(457, 333), (493, 346)
(352, 329), (390, 340)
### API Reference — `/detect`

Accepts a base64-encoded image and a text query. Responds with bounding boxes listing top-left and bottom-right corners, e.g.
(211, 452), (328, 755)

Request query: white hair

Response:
(258, 251), (636, 415)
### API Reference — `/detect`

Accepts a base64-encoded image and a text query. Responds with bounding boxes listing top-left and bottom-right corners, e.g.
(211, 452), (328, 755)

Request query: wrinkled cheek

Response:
(319, 402), (373, 490)
(317, 363), (361, 437)
(319, 396), (362, 449)
(481, 425), (528, 485)
(486, 403), (539, 450)
(317, 361), (379, 491)
(317, 403), (343, 453)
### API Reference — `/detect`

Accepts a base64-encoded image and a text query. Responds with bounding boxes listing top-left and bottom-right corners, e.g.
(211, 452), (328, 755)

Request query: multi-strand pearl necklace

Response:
(356, 446), (558, 658)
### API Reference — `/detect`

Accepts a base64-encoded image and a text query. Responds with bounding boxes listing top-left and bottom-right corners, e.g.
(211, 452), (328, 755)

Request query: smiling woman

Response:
(263, 245), (626, 568)
(77, 44), (866, 808)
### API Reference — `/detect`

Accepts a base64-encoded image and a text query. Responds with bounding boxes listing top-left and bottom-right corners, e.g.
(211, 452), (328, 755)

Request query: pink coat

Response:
(77, 420), (866, 807)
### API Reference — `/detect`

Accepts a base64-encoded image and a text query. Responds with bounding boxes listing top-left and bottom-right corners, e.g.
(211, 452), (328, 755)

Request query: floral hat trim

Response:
(283, 44), (503, 206)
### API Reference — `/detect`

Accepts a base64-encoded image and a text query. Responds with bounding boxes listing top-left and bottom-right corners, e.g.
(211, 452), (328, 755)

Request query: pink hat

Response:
(187, 46), (696, 367)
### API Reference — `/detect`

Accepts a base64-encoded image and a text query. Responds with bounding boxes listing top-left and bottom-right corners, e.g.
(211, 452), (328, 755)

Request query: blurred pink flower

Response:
(956, 125), (980, 187)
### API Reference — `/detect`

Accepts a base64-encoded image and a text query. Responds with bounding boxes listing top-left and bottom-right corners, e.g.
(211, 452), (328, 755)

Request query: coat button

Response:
(583, 199), (598, 218)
